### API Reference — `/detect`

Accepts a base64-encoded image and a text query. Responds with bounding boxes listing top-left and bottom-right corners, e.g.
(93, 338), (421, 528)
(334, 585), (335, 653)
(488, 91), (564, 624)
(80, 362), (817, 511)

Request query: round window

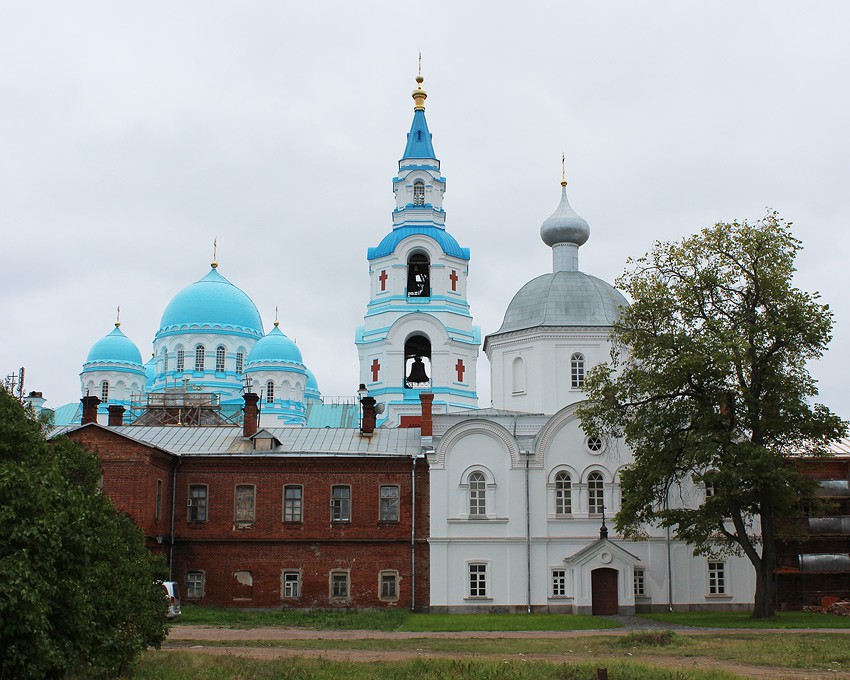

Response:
(585, 435), (605, 454)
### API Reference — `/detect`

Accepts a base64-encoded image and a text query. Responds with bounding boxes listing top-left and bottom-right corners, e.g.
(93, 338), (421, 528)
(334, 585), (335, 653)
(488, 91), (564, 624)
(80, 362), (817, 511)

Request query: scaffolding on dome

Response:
(130, 388), (242, 427)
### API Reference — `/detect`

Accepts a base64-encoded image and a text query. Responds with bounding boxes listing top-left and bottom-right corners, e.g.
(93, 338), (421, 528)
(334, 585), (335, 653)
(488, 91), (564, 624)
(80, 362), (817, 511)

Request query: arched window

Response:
(469, 471), (486, 517)
(404, 334), (431, 389)
(161, 349), (168, 374)
(413, 179), (425, 205)
(407, 253), (430, 298)
(194, 345), (205, 372)
(266, 381), (275, 403)
(512, 356), (526, 394)
(588, 471), (604, 514)
(555, 471), (572, 515)
(176, 347), (185, 372)
(215, 345), (226, 373)
(235, 351), (244, 374)
(571, 352), (585, 388)
(100, 381), (109, 403)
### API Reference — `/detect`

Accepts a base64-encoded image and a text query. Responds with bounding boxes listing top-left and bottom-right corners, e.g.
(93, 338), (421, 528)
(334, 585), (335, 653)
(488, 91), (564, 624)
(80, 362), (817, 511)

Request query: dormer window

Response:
(413, 180), (425, 206)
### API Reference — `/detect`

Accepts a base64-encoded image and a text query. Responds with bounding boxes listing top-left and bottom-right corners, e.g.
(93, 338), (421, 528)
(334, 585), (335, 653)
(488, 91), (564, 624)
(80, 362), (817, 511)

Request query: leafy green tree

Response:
(579, 213), (847, 618)
(0, 389), (168, 678)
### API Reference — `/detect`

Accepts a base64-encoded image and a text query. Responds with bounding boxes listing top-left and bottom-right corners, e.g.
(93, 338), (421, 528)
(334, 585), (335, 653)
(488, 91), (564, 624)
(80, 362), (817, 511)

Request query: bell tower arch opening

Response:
(407, 252), (430, 298)
(404, 334), (431, 389)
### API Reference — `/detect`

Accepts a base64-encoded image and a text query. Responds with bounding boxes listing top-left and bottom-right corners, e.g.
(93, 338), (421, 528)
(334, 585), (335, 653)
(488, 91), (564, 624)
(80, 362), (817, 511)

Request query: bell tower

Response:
(356, 73), (480, 426)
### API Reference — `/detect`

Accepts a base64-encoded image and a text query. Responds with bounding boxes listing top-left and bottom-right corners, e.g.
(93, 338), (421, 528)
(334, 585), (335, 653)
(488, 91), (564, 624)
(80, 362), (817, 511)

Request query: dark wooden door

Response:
(591, 568), (618, 615)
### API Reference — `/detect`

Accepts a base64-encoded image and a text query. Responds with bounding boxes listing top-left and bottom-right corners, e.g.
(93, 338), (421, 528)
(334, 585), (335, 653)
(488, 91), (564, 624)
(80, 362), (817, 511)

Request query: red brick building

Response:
(60, 393), (430, 609)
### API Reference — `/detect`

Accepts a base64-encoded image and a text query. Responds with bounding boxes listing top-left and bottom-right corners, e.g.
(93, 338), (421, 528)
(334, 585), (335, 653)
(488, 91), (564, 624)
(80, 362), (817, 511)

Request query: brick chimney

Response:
(360, 395), (377, 435)
(243, 392), (260, 438)
(81, 396), (100, 425)
(419, 392), (434, 437)
(107, 404), (125, 426)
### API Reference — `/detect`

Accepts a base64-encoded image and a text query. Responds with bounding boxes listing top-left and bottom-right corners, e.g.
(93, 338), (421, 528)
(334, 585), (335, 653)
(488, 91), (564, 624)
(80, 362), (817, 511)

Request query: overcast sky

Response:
(2, 1), (848, 421)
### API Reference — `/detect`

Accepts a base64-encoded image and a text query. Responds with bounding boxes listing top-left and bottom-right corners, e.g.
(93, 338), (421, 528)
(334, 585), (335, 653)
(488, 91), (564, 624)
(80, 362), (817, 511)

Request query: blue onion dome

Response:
(540, 182), (590, 248)
(84, 324), (144, 367)
(304, 368), (321, 401)
(158, 265), (263, 336)
(496, 271), (628, 334)
(245, 323), (304, 367)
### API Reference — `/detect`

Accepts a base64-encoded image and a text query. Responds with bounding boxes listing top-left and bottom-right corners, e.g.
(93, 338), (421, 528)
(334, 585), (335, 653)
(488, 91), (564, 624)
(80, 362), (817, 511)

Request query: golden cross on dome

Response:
(274, 305), (280, 327)
(561, 152), (567, 187)
(115, 306), (121, 327)
(212, 238), (218, 268)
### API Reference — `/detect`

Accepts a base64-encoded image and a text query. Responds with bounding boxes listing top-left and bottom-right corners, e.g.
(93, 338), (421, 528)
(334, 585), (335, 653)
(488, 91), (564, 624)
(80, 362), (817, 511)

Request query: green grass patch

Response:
(136, 651), (744, 679)
(398, 613), (621, 632)
(614, 630), (683, 648)
(641, 610), (850, 629)
(178, 605), (621, 631)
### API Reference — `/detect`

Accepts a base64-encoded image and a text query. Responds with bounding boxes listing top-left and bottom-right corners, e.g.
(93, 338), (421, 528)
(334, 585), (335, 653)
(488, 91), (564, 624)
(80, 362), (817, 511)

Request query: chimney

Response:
(107, 404), (125, 426)
(243, 392), (260, 438)
(360, 395), (377, 435)
(81, 396), (100, 425)
(419, 392), (434, 437)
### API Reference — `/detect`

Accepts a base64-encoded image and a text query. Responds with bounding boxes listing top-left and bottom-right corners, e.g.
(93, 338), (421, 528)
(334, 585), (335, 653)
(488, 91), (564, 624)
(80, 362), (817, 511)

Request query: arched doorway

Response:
(591, 568), (618, 615)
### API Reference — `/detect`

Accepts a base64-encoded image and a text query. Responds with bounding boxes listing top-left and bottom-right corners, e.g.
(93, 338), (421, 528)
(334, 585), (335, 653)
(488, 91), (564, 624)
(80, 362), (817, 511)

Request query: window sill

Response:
(548, 596), (573, 601)
(378, 520), (400, 525)
(464, 596), (493, 601)
(448, 517), (509, 524)
(705, 594), (733, 599)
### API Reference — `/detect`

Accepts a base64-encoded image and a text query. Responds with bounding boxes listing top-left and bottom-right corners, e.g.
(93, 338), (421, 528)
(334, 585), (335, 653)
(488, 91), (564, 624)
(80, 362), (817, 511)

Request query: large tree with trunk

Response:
(579, 212), (846, 618)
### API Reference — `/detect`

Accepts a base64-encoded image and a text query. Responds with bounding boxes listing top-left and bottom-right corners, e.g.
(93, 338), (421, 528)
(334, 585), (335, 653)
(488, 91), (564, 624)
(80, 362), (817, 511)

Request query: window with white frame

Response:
(330, 571), (349, 600)
(332, 485), (350, 522)
(413, 179), (425, 205)
(282, 570), (301, 598)
(468, 471), (487, 517)
(512, 356), (526, 394)
(215, 345), (226, 372)
(188, 484), (208, 522)
(234, 484), (255, 523)
(380, 485), (400, 522)
(284, 485), (303, 523)
(552, 569), (567, 597)
(585, 435), (604, 453)
(162, 349), (168, 374)
(235, 351), (244, 374)
(194, 345), (205, 372)
(101, 381), (109, 403)
(176, 348), (185, 372)
(555, 471), (572, 515)
(708, 561), (726, 595)
(588, 471), (604, 515)
(468, 563), (487, 598)
(634, 568), (646, 596)
(571, 352), (585, 388)
(379, 571), (399, 601)
(187, 571), (204, 599)
(266, 381), (275, 403)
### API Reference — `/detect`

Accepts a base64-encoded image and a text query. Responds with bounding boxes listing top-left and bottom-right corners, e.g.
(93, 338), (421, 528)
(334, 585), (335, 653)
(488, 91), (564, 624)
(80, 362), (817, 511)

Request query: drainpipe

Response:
(665, 490), (674, 612)
(169, 458), (179, 580)
(525, 451), (531, 613)
(411, 453), (416, 612)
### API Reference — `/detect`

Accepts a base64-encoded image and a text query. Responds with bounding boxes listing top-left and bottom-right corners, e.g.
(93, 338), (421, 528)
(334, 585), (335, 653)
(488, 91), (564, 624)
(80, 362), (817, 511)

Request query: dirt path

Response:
(162, 626), (850, 680)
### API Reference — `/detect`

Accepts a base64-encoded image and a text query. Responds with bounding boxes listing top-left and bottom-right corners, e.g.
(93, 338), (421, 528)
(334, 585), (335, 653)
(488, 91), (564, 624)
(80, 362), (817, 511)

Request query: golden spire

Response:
(212, 238), (218, 269)
(561, 152), (568, 187)
(115, 306), (121, 328)
(412, 53), (427, 111)
(274, 305), (280, 327)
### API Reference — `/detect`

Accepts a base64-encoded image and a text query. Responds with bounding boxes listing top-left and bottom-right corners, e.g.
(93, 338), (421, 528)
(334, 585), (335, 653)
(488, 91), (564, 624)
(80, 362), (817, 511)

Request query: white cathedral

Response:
(59, 74), (755, 614)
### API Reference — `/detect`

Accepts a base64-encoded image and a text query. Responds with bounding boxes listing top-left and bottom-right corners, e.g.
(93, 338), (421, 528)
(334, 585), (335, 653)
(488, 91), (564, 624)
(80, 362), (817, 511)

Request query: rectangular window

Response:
(380, 485), (399, 522)
(155, 479), (163, 522)
(552, 569), (566, 597)
(468, 563), (487, 598)
(234, 484), (256, 523)
(188, 485), (208, 522)
(634, 568), (646, 597)
(284, 485), (303, 523)
(331, 485), (350, 522)
(708, 561), (726, 595)
(187, 571), (204, 599)
(380, 571), (399, 600)
(330, 571), (349, 600)
(282, 570), (301, 598)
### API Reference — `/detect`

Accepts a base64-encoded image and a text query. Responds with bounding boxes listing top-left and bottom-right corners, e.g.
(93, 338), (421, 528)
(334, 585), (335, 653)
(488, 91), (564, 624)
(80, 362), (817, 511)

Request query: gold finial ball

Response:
(416, 75), (424, 85)
(211, 261), (218, 269)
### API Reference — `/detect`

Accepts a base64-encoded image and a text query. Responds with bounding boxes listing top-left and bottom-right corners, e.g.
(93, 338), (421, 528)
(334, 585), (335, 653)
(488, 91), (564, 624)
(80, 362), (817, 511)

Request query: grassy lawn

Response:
(163, 631), (850, 672)
(135, 652), (744, 679)
(641, 610), (850, 629)
(177, 604), (621, 631)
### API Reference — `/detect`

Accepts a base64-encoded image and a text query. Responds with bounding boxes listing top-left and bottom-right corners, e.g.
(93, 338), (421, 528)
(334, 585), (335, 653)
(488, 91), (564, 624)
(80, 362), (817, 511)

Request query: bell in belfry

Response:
(406, 355), (429, 385)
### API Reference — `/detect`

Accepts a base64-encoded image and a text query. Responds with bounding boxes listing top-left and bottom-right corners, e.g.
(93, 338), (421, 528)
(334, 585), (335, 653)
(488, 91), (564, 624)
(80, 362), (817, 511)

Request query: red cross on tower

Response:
(455, 358), (465, 383)
(370, 359), (381, 382)
(449, 269), (458, 291)
(378, 270), (388, 291)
